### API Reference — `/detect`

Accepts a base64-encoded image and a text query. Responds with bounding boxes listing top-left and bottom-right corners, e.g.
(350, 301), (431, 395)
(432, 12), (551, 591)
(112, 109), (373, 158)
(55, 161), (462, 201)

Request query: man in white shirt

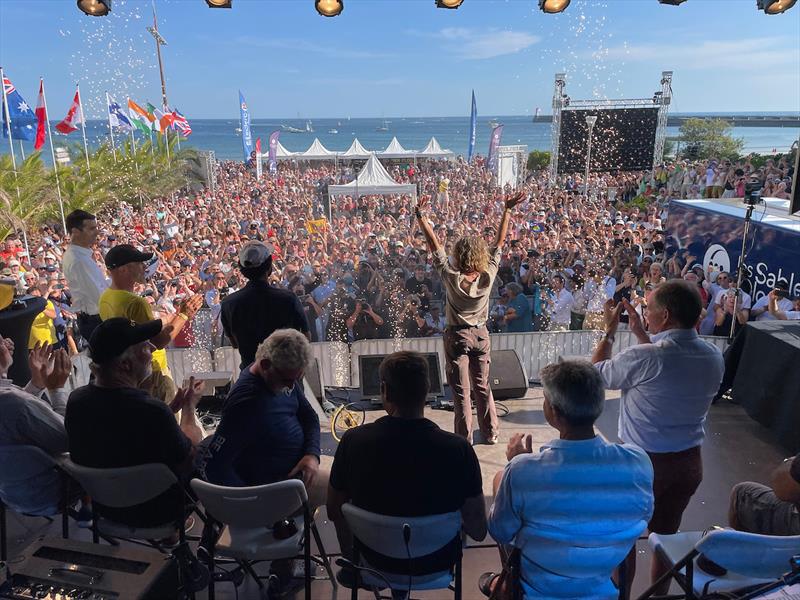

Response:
(591, 281), (724, 593)
(751, 281), (793, 320)
(768, 289), (800, 320)
(61, 210), (108, 342)
(545, 274), (574, 331)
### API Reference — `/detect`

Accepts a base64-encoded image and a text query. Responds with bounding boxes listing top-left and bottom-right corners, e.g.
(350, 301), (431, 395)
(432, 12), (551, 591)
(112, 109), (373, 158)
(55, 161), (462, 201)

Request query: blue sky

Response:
(1, 0), (799, 120)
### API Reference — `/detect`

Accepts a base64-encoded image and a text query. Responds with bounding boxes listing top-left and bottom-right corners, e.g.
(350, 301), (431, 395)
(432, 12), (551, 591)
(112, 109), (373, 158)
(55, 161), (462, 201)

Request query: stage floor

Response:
(2, 388), (788, 599)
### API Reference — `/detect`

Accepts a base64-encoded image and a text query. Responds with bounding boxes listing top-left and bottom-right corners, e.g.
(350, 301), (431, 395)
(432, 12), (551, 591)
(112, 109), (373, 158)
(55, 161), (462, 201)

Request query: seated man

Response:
(486, 360), (654, 599)
(327, 351), (486, 585)
(198, 329), (323, 505)
(65, 318), (205, 528)
(729, 454), (800, 535)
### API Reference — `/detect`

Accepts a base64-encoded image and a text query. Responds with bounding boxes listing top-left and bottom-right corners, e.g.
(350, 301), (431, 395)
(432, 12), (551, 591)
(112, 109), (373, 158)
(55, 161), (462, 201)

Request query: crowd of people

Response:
(0, 149), (798, 598)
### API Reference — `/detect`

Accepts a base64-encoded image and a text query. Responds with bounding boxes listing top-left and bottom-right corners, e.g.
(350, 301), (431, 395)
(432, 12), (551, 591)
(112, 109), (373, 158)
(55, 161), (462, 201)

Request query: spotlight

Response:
(316, 0), (343, 16)
(757, 0), (796, 13)
(436, 0), (464, 8)
(658, 0), (687, 5)
(206, 0), (232, 7)
(76, 0), (111, 16)
(539, 0), (570, 13)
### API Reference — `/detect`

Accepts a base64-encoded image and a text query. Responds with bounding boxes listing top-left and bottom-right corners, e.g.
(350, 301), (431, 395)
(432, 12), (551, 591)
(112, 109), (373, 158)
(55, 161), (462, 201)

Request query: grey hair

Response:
(89, 344), (140, 377)
(255, 328), (312, 371)
(540, 360), (605, 426)
(505, 282), (523, 296)
(650, 262), (665, 272)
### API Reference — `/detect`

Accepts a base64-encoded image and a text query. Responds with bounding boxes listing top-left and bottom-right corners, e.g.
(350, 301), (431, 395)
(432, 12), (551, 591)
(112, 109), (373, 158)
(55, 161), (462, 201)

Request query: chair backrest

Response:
(342, 503), (461, 560)
(697, 529), (800, 578)
(0, 445), (62, 515)
(60, 457), (178, 509)
(190, 479), (307, 529)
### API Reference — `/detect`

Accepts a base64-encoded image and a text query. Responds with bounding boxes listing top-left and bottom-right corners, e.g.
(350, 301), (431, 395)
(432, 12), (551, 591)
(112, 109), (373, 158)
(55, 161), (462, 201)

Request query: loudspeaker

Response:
(0, 296), (45, 386)
(304, 357), (324, 401)
(489, 349), (528, 399)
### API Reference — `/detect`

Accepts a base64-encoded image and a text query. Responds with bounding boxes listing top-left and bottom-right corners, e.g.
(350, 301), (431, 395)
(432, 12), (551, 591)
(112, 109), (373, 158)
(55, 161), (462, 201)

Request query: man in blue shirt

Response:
(485, 360), (653, 599)
(503, 283), (532, 333)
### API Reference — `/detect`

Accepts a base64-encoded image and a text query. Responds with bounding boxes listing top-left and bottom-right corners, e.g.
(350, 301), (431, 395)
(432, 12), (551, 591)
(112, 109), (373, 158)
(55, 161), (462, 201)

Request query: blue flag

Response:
(487, 124), (504, 172)
(239, 90), (253, 163)
(107, 93), (133, 131)
(467, 90), (477, 163)
(2, 74), (36, 141)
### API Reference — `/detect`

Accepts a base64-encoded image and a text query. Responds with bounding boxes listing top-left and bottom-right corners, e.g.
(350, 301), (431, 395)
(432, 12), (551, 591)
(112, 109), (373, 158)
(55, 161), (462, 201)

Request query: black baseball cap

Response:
(104, 244), (154, 269)
(89, 317), (162, 364)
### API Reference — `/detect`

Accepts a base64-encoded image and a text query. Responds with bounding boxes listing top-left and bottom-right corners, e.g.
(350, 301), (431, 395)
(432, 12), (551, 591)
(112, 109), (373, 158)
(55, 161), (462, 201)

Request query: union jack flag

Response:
(3, 76), (16, 95)
(170, 108), (192, 137)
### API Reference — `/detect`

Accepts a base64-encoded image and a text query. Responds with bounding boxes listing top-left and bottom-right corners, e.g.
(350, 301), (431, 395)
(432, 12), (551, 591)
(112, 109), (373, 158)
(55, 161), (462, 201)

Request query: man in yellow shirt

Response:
(98, 245), (202, 403)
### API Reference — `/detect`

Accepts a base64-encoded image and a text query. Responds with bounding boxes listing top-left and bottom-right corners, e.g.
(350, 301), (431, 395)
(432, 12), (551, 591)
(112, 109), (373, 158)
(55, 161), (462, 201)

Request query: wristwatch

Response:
(414, 207), (423, 219)
(603, 332), (615, 344)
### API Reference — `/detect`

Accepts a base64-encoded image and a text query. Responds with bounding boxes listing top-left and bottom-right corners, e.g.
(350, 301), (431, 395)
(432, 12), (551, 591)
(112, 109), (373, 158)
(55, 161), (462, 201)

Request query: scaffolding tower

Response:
(652, 71), (673, 168)
(547, 73), (567, 186)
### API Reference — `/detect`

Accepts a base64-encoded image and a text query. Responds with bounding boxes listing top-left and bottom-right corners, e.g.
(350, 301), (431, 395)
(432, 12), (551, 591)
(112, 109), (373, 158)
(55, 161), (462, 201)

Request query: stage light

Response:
(206, 0), (232, 7)
(539, 0), (570, 13)
(757, 0), (796, 13)
(658, 0), (687, 5)
(76, 0), (111, 16)
(436, 0), (464, 8)
(316, 0), (343, 16)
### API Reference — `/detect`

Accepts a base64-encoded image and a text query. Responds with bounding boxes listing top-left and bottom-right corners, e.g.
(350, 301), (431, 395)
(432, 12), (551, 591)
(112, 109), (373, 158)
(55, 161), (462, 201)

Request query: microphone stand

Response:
(729, 197), (758, 343)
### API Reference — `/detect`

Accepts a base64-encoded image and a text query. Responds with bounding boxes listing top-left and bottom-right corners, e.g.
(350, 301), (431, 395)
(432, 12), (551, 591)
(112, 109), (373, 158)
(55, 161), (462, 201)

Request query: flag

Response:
(268, 130), (280, 171)
(467, 90), (477, 163)
(239, 90), (253, 163)
(107, 94), (132, 131)
(255, 137), (262, 180)
(487, 124), (504, 172)
(171, 108), (192, 137)
(55, 89), (83, 134)
(128, 98), (153, 134)
(152, 106), (174, 132)
(145, 103), (162, 133)
(34, 80), (46, 150)
(2, 75), (36, 141)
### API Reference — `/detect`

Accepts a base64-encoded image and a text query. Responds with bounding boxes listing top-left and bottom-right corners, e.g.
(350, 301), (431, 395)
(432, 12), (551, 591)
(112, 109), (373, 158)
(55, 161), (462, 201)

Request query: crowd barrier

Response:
(67, 330), (730, 392)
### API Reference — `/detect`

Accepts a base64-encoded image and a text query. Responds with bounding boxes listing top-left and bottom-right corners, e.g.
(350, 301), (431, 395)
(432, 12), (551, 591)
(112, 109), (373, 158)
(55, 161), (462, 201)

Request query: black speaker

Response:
(790, 143), (800, 215)
(304, 357), (324, 401)
(489, 349), (528, 399)
(0, 296), (45, 386)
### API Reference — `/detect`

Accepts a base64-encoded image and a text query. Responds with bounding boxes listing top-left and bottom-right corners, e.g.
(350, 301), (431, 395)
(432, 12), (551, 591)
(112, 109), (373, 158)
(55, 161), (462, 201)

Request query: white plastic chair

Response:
(190, 478), (335, 600)
(0, 446), (73, 561)
(341, 503), (463, 600)
(638, 529), (800, 598)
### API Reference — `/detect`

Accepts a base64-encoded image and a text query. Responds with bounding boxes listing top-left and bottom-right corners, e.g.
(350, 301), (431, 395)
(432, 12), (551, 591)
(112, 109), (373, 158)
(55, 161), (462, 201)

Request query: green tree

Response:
(678, 118), (744, 160)
(527, 150), (551, 171)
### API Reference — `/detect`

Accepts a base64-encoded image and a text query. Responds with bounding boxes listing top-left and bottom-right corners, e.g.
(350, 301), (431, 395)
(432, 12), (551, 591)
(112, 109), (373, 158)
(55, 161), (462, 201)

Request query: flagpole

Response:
(105, 92), (117, 162)
(0, 66), (31, 258)
(41, 78), (67, 235)
(18, 140), (26, 160)
(76, 84), (91, 175)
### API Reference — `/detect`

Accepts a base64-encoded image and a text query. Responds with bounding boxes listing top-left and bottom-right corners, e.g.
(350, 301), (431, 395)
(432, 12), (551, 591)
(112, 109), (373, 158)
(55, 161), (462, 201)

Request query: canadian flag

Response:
(34, 79), (47, 150)
(55, 89), (83, 135)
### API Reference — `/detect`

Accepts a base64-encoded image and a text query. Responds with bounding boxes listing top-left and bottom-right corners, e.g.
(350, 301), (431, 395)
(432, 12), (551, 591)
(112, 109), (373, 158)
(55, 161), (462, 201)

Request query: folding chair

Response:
(190, 478), (335, 600)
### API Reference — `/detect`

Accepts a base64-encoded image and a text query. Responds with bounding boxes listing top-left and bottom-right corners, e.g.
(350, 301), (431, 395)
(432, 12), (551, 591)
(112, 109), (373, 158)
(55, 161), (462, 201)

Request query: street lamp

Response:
(584, 115), (597, 196)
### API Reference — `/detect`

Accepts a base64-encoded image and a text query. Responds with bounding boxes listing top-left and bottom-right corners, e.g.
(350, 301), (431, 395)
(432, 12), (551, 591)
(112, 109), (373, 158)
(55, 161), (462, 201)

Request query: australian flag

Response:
(2, 75), (36, 141)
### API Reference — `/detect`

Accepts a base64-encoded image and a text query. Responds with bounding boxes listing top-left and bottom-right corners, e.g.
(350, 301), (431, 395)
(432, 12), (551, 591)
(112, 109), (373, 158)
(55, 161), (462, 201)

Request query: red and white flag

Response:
(55, 89), (83, 135)
(34, 79), (47, 150)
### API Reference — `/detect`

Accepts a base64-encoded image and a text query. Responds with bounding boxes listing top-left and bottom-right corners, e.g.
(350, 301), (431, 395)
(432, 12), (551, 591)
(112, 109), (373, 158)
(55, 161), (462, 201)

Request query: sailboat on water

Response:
(306, 120), (314, 133)
(375, 119), (390, 132)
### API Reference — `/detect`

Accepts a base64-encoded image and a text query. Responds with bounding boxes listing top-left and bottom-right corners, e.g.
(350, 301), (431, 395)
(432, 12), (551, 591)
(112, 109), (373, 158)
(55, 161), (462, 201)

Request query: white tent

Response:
(298, 138), (337, 161)
(340, 138), (371, 159)
(258, 140), (296, 162)
(379, 136), (415, 159)
(418, 137), (454, 159)
(328, 153), (417, 198)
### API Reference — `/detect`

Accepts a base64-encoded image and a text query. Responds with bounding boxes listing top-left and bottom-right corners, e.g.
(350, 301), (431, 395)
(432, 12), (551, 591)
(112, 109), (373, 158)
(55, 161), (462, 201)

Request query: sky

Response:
(1, 0), (799, 120)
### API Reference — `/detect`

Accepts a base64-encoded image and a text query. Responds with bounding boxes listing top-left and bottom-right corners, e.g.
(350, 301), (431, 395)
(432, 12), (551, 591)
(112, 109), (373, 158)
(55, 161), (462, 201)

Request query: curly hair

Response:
(255, 328), (312, 371)
(452, 236), (489, 274)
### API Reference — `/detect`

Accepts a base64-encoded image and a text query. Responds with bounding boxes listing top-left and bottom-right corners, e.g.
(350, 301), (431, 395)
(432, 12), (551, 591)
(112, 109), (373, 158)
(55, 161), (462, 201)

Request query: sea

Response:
(6, 114), (799, 164)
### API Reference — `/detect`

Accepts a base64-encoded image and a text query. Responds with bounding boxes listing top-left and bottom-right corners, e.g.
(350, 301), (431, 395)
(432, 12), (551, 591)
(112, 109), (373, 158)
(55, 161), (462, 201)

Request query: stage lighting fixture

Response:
(206, 0), (232, 7)
(539, 0), (570, 13)
(757, 0), (797, 13)
(658, 0), (687, 5)
(316, 0), (343, 16)
(436, 0), (464, 8)
(76, 0), (111, 16)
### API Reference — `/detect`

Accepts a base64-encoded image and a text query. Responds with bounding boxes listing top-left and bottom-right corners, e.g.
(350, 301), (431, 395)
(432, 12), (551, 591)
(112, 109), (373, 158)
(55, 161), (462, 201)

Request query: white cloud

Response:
(409, 27), (540, 60)
(234, 36), (391, 60)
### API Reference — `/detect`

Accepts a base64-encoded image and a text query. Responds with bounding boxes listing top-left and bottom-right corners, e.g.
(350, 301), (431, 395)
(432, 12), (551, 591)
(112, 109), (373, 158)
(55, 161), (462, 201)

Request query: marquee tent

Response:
(298, 138), (337, 161)
(327, 153), (417, 198)
(258, 140), (296, 162)
(340, 138), (371, 159)
(418, 137), (454, 159)
(379, 137), (416, 159)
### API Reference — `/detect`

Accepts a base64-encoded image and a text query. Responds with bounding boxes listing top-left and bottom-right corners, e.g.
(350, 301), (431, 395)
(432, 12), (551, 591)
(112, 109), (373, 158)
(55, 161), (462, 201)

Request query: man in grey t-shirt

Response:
(416, 191), (525, 444)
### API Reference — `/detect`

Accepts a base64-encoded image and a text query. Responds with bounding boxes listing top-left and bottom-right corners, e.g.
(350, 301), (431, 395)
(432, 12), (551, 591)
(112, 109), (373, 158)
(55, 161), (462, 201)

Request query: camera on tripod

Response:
(743, 178), (763, 206)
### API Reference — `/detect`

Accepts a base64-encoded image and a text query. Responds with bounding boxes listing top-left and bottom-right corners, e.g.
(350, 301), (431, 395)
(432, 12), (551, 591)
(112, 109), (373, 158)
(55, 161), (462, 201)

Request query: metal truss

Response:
(652, 71), (673, 169)
(548, 73), (566, 186)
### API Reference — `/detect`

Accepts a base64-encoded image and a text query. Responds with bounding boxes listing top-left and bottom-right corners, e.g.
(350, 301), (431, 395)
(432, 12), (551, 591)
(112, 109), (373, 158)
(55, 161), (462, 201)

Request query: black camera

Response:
(744, 179), (762, 206)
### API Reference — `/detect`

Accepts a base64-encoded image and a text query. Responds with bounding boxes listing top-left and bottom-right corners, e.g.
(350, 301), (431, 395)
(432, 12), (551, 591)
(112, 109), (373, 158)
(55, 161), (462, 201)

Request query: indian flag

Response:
(128, 98), (155, 134)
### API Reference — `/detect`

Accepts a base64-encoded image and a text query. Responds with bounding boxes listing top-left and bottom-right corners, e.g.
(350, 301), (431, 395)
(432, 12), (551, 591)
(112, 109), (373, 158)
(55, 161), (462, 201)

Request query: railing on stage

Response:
(66, 330), (731, 392)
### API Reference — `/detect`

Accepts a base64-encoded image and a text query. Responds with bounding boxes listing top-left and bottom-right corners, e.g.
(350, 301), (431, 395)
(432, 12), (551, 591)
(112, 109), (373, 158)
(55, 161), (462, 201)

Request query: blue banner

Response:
(487, 124), (504, 172)
(239, 90), (253, 163)
(467, 90), (476, 163)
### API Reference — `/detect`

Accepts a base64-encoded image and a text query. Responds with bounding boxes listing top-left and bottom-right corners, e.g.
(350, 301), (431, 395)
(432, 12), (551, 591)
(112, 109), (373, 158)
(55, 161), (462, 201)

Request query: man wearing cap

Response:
(99, 244), (202, 403)
(751, 280), (793, 321)
(220, 241), (308, 371)
(62, 210), (109, 342)
(66, 318), (205, 528)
